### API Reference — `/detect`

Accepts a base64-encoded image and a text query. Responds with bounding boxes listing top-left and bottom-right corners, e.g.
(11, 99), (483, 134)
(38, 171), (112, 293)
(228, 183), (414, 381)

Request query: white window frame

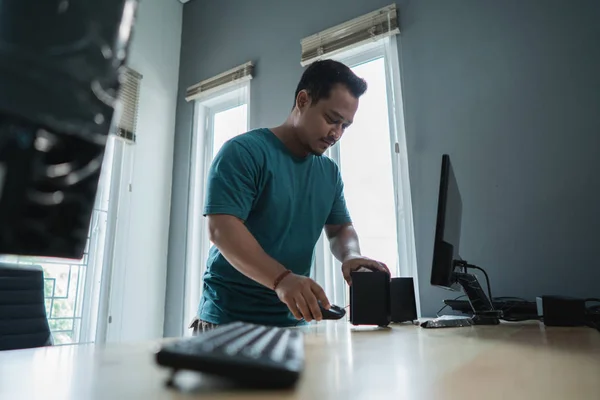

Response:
(312, 36), (421, 316)
(97, 138), (136, 344)
(183, 81), (251, 334)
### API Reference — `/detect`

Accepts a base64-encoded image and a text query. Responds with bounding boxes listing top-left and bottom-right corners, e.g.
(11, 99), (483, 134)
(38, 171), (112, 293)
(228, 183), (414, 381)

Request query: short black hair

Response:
(293, 59), (367, 108)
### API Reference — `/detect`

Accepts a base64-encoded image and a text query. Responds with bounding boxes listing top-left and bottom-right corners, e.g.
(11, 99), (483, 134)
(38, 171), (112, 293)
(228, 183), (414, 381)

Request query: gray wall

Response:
(166, 0), (600, 334)
(108, 0), (181, 342)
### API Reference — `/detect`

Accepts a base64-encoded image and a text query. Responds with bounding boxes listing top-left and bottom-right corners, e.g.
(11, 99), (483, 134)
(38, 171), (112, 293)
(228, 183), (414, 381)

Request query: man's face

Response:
(295, 84), (359, 156)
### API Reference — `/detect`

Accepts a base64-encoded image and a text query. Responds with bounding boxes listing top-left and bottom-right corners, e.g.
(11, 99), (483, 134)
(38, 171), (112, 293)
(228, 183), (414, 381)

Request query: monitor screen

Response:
(431, 154), (463, 290)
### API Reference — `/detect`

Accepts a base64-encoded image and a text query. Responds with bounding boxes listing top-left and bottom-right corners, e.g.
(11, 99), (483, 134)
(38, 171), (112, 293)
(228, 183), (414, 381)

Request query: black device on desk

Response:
(423, 155), (502, 329)
(349, 268), (418, 326)
(155, 321), (305, 389)
(349, 269), (391, 326)
(445, 298), (538, 321)
(319, 301), (346, 320)
(154, 302), (342, 389)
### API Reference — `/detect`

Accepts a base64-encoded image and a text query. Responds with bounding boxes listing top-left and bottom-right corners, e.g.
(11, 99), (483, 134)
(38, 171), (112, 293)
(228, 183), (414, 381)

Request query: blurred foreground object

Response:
(0, 0), (138, 259)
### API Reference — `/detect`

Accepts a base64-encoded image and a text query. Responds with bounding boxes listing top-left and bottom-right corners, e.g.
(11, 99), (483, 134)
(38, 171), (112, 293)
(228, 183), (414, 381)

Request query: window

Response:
(312, 38), (420, 315)
(184, 81), (251, 332)
(0, 136), (122, 345)
(340, 56), (398, 273)
(204, 98), (248, 254)
(211, 103), (248, 157)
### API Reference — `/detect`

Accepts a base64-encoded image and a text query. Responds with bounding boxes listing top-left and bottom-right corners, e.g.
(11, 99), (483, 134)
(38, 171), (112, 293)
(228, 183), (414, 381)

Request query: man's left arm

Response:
(324, 223), (360, 263)
(325, 223), (390, 285)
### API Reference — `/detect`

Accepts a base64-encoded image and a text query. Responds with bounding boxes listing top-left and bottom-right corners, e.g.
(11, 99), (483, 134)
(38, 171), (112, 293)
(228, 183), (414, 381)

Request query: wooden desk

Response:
(1, 321), (599, 400)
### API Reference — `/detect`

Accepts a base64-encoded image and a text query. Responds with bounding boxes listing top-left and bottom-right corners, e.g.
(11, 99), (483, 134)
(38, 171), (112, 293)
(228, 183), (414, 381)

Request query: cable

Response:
(435, 304), (448, 318)
(436, 295), (466, 317)
(465, 264), (493, 302)
(494, 296), (528, 302)
(501, 316), (542, 322)
(435, 303), (448, 318)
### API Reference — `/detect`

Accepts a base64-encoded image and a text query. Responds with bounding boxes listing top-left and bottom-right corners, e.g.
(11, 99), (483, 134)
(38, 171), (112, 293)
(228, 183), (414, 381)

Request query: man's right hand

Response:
(274, 273), (331, 322)
(207, 214), (331, 322)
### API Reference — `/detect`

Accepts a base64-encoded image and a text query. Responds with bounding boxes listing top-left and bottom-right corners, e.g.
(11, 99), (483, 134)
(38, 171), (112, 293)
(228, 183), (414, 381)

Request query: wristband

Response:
(273, 270), (292, 290)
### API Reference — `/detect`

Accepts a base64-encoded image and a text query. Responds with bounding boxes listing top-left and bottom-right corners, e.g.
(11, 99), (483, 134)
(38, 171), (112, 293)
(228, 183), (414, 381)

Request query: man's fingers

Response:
(377, 262), (391, 275)
(286, 301), (303, 320)
(304, 289), (322, 321)
(343, 269), (352, 286)
(311, 283), (330, 309)
(363, 261), (390, 275)
(295, 295), (312, 322)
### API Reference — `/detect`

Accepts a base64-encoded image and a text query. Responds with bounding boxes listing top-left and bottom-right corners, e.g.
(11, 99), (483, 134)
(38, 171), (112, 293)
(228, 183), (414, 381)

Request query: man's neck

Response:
(270, 122), (309, 158)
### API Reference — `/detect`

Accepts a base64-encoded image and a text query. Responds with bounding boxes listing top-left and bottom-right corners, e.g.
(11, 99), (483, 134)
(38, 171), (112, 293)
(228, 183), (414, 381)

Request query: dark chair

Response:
(0, 263), (53, 350)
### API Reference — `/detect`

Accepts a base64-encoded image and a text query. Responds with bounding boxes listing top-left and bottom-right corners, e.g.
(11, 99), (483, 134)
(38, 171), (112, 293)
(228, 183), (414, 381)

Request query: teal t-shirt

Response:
(198, 128), (351, 327)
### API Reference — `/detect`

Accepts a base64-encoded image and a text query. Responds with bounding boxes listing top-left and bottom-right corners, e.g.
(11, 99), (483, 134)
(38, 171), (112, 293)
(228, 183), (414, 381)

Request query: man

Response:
(191, 59), (389, 333)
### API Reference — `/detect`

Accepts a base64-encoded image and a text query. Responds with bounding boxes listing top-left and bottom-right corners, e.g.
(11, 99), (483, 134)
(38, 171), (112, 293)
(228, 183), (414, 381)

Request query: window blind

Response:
(300, 4), (400, 66)
(185, 61), (254, 102)
(113, 67), (142, 143)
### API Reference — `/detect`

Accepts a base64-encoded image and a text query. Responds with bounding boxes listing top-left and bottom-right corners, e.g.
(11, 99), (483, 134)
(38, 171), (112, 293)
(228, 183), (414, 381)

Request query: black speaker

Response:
(390, 277), (418, 323)
(536, 295), (586, 327)
(349, 271), (390, 326)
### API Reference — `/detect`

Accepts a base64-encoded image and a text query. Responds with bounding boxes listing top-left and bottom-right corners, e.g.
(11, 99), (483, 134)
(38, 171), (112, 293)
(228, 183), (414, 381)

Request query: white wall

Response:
(106, 0), (183, 343)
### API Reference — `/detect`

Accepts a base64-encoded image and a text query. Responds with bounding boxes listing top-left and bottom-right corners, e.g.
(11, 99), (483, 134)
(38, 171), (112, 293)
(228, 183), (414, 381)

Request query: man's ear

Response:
(296, 90), (310, 110)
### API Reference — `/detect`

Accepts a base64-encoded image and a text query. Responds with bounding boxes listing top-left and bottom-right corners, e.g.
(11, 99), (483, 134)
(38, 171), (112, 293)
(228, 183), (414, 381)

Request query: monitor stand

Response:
(452, 261), (502, 325)
(422, 261), (503, 329)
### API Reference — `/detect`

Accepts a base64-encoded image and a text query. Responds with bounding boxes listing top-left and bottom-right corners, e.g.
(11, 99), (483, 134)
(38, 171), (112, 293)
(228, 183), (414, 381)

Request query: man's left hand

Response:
(341, 255), (390, 285)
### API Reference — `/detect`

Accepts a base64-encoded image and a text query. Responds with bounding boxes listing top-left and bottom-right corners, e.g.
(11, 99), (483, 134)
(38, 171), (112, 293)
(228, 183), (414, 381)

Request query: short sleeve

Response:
(325, 165), (352, 225)
(203, 140), (259, 221)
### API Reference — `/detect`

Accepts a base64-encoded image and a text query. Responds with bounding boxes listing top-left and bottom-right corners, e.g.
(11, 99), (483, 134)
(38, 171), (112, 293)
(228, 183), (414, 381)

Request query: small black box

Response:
(536, 295), (586, 327)
(349, 271), (390, 326)
(390, 277), (418, 323)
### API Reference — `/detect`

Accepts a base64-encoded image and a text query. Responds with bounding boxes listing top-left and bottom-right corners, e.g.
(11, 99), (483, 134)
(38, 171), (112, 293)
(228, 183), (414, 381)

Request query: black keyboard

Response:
(155, 321), (304, 389)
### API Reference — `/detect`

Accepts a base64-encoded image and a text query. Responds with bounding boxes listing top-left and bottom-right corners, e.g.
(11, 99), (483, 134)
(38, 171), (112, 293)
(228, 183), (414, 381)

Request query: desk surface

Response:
(1, 321), (599, 400)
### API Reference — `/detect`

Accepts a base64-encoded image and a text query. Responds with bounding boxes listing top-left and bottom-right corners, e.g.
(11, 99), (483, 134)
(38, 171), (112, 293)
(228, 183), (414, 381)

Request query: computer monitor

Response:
(431, 154), (463, 290)
(430, 154), (502, 325)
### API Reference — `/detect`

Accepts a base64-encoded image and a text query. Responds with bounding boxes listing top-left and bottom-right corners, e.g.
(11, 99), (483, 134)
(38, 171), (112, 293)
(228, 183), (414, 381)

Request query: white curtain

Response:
(312, 232), (347, 308)
(311, 145), (349, 308)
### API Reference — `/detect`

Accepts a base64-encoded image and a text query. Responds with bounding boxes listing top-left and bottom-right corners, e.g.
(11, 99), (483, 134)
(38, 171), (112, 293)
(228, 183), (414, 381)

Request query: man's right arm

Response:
(203, 140), (329, 321)
(207, 214), (287, 290)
